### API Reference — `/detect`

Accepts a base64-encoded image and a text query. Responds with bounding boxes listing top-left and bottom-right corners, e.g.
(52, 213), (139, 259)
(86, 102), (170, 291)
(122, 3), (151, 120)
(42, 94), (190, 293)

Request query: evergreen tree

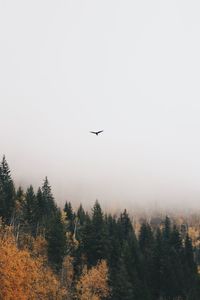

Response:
(168, 226), (185, 299)
(41, 177), (57, 217)
(77, 204), (86, 226)
(35, 187), (46, 226)
(33, 179), (58, 236)
(12, 186), (25, 236)
(81, 212), (94, 265)
(183, 233), (198, 297)
(0, 156), (15, 223)
(46, 209), (66, 270)
(163, 216), (171, 241)
(139, 223), (155, 298)
(170, 225), (183, 251)
(111, 256), (135, 300)
(185, 233), (196, 273)
(118, 209), (134, 243)
(116, 210), (146, 299)
(90, 200), (108, 265)
(16, 186), (24, 202)
(152, 228), (163, 299)
(22, 186), (38, 234)
(64, 201), (75, 233)
(80, 201), (108, 266)
(73, 212), (91, 277)
(15, 186), (25, 220)
(105, 214), (121, 266)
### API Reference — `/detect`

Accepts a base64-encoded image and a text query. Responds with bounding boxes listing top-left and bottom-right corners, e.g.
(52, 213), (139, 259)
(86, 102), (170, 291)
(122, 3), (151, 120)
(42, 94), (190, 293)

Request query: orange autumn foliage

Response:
(76, 260), (110, 300)
(0, 228), (64, 300)
(31, 235), (48, 260)
(60, 256), (74, 299)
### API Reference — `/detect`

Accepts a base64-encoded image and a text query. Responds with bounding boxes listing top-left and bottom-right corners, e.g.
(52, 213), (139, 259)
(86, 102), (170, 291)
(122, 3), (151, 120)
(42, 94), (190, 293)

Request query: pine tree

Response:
(118, 209), (133, 241)
(80, 201), (108, 266)
(163, 216), (171, 241)
(64, 201), (75, 233)
(90, 200), (108, 265)
(159, 218), (187, 299)
(14, 186), (25, 224)
(117, 210), (146, 299)
(0, 156), (15, 223)
(110, 256), (135, 300)
(81, 213), (94, 265)
(77, 204), (86, 226)
(46, 209), (67, 270)
(170, 225), (183, 252)
(105, 214), (121, 267)
(139, 223), (155, 298)
(41, 177), (57, 218)
(35, 187), (45, 226)
(152, 228), (163, 299)
(16, 186), (24, 202)
(160, 217), (176, 299)
(184, 233), (196, 273)
(168, 226), (184, 298)
(22, 186), (38, 234)
(183, 233), (198, 297)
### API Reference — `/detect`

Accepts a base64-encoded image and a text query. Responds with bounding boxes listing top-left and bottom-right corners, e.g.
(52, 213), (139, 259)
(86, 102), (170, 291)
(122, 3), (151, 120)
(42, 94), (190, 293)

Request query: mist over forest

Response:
(2, 0), (200, 213)
(0, 155), (200, 299)
(1, 1), (200, 299)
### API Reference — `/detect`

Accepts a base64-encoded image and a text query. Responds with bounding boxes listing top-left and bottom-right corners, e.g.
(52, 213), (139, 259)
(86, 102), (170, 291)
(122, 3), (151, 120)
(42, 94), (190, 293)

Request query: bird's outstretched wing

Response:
(97, 130), (104, 134)
(90, 131), (97, 134)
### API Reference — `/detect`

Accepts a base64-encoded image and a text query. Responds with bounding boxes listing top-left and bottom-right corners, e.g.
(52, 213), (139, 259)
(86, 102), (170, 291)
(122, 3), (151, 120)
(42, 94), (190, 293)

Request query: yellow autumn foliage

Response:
(76, 260), (110, 300)
(0, 229), (64, 300)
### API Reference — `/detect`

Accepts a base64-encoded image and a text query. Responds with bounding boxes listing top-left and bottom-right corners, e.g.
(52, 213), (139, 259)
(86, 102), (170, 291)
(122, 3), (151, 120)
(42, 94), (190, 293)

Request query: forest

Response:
(0, 155), (200, 300)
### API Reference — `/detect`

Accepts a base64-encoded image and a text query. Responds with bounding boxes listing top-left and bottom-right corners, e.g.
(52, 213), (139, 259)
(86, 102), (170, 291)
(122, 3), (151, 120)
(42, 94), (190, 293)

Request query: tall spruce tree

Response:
(46, 209), (66, 270)
(183, 233), (198, 297)
(118, 209), (135, 243)
(161, 217), (175, 299)
(80, 201), (108, 266)
(0, 156), (15, 223)
(168, 226), (184, 298)
(35, 187), (46, 226)
(41, 177), (57, 217)
(90, 200), (108, 265)
(64, 201), (75, 233)
(14, 186), (25, 225)
(23, 185), (37, 234)
(77, 204), (86, 226)
(152, 228), (163, 299)
(111, 256), (135, 300)
(139, 223), (155, 298)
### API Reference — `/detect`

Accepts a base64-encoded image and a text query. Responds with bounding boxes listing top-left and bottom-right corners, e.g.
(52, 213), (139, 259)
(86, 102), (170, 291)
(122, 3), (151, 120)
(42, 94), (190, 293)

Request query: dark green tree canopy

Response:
(0, 155), (15, 223)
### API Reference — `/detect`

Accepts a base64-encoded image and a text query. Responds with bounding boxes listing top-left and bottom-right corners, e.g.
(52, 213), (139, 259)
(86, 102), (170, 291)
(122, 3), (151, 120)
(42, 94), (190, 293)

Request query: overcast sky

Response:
(1, 1), (200, 211)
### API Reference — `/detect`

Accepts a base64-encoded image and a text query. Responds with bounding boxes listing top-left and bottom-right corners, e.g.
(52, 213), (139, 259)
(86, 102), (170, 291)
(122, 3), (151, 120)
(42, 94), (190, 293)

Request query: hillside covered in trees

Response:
(0, 155), (200, 300)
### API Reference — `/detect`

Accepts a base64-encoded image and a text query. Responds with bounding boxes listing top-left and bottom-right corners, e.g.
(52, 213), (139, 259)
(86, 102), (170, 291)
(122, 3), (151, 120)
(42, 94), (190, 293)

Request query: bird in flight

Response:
(90, 130), (104, 136)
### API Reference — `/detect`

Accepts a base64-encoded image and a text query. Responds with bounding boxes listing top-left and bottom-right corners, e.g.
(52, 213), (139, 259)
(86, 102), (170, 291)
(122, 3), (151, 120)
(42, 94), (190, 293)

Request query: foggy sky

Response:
(1, 1), (200, 211)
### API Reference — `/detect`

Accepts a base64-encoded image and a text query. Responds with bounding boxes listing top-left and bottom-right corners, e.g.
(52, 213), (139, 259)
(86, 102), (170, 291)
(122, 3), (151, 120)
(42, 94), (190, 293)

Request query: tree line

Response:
(0, 155), (200, 300)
